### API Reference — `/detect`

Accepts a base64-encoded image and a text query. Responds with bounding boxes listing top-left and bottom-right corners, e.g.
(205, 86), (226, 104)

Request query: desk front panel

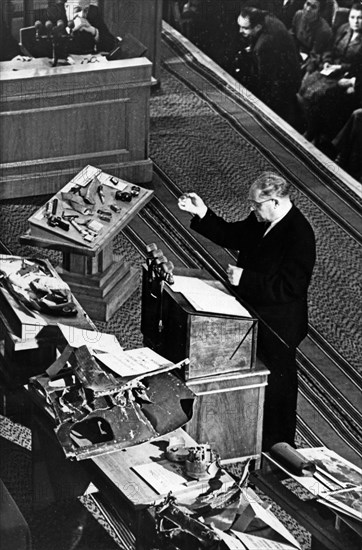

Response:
(0, 58), (153, 199)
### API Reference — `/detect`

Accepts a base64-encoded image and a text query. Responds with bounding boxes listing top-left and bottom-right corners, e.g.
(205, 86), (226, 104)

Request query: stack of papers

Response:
(94, 347), (172, 378)
(57, 324), (175, 378)
(171, 276), (251, 317)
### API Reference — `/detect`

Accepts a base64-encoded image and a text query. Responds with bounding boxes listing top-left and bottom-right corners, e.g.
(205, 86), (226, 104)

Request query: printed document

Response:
(171, 276), (251, 317)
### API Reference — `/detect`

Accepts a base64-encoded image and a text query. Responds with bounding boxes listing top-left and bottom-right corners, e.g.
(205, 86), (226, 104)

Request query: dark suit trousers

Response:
(257, 328), (298, 451)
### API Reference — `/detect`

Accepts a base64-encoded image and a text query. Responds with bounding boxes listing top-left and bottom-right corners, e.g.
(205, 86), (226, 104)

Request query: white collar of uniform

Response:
(263, 202), (292, 236)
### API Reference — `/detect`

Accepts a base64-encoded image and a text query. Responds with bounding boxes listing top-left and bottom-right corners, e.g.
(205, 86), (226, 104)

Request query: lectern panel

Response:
(185, 371), (267, 462)
(141, 267), (268, 463)
(160, 284), (257, 380)
(141, 267), (257, 380)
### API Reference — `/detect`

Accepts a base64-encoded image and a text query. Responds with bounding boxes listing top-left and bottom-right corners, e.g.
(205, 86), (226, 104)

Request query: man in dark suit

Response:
(46, 0), (116, 55)
(178, 172), (316, 449)
(233, 6), (301, 123)
(28, 0), (116, 58)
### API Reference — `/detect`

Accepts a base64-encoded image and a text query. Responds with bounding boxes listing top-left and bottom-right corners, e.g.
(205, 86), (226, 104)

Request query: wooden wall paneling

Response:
(101, 0), (163, 81)
(0, 57), (153, 199)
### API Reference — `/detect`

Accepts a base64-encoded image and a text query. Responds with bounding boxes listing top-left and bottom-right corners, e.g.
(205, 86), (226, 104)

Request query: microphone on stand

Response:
(43, 20), (59, 67)
(56, 19), (65, 35)
(34, 20), (43, 41)
(45, 20), (53, 37)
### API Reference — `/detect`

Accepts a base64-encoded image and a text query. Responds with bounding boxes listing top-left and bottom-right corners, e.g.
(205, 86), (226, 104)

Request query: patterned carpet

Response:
(0, 24), (361, 550)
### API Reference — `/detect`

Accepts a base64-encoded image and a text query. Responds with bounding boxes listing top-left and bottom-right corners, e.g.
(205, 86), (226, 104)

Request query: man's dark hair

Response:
(350, 2), (362, 11)
(239, 7), (266, 28)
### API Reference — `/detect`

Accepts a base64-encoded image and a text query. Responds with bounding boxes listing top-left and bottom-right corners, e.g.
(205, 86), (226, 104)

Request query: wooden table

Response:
(20, 167), (153, 321)
(32, 409), (236, 549)
(250, 469), (362, 550)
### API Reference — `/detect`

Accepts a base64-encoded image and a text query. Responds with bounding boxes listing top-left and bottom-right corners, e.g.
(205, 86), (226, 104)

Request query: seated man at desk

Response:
(45, 0), (117, 55)
(26, 0), (116, 58)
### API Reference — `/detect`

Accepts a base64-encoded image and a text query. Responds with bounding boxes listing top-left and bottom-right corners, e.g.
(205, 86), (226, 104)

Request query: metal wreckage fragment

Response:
(155, 481), (244, 550)
(29, 344), (194, 460)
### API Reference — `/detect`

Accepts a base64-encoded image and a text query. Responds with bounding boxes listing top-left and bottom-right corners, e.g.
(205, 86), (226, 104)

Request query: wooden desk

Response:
(0, 56), (153, 199)
(250, 469), (362, 550)
(32, 409), (235, 549)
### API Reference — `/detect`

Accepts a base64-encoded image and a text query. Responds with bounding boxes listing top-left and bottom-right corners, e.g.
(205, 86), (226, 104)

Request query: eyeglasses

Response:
(248, 198), (275, 210)
(305, 1), (319, 10)
(81, 55), (99, 64)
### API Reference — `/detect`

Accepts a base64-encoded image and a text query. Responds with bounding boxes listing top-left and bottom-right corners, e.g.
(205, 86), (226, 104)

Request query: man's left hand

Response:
(74, 16), (96, 36)
(227, 264), (243, 286)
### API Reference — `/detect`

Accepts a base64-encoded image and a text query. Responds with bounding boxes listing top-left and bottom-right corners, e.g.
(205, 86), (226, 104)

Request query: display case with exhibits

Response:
(21, 165), (154, 321)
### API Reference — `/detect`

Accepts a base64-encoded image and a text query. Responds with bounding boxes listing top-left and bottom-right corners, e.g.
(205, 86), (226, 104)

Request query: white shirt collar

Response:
(263, 202), (292, 236)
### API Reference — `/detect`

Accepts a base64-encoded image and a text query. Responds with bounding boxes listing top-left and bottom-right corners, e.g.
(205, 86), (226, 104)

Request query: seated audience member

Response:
(332, 107), (362, 181)
(242, 0), (335, 28)
(290, 0), (333, 71)
(233, 7), (301, 124)
(332, 72), (362, 180)
(241, 0), (304, 28)
(299, 2), (362, 144)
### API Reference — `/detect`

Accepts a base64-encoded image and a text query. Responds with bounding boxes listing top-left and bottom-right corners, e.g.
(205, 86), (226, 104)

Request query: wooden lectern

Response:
(141, 267), (269, 465)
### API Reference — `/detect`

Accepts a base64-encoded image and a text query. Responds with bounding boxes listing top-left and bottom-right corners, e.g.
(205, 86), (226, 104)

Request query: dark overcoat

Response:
(191, 204), (316, 349)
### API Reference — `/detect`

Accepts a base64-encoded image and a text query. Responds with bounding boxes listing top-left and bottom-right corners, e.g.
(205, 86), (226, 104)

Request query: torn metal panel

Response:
(29, 347), (195, 460)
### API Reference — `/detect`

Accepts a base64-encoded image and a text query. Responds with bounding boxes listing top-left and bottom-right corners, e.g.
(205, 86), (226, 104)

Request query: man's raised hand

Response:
(178, 192), (208, 219)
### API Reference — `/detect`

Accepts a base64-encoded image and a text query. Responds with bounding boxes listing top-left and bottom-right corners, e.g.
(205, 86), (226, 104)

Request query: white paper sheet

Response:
(95, 347), (172, 378)
(132, 460), (188, 494)
(57, 323), (123, 355)
(230, 531), (298, 550)
(170, 276), (251, 317)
